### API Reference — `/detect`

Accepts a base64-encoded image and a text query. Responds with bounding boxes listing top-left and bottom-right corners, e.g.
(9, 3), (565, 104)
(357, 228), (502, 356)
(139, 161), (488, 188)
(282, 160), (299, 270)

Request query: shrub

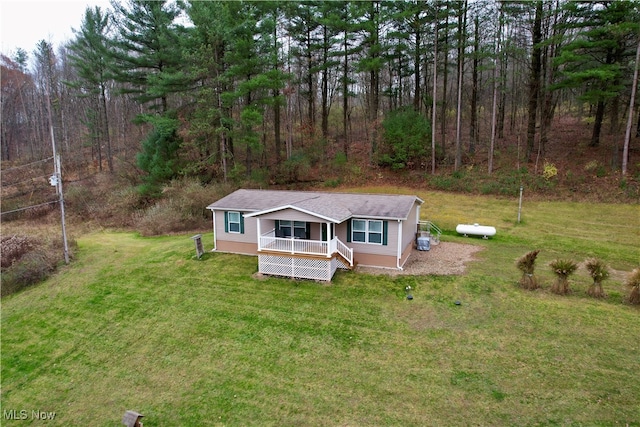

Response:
(133, 179), (232, 236)
(584, 258), (610, 298)
(324, 178), (342, 188)
(549, 259), (578, 295)
(542, 161), (558, 181)
(516, 250), (541, 290)
(280, 150), (310, 183)
(1, 247), (57, 297)
(136, 112), (183, 193)
(624, 268), (640, 305)
(134, 199), (194, 236)
(1, 235), (35, 269)
(378, 107), (431, 170)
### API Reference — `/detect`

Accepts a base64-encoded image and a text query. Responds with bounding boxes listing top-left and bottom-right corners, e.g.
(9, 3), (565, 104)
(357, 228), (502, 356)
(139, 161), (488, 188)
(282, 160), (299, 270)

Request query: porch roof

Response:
(207, 189), (423, 223)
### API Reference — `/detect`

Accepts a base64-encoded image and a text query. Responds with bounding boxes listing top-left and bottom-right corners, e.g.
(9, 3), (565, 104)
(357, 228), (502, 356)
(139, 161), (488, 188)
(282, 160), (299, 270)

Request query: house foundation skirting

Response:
(258, 253), (349, 281)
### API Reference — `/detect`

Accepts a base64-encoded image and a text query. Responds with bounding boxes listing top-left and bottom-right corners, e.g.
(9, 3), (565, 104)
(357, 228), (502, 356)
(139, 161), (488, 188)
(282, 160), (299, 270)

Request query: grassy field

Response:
(1, 189), (638, 426)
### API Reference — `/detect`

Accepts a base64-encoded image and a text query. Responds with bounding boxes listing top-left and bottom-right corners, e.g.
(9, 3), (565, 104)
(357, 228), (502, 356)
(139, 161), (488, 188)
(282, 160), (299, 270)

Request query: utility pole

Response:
(45, 66), (70, 264)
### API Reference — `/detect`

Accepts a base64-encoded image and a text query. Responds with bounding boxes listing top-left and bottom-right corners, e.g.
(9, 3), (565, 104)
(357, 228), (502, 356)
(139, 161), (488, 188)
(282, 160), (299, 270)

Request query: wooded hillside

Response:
(2, 0), (639, 206)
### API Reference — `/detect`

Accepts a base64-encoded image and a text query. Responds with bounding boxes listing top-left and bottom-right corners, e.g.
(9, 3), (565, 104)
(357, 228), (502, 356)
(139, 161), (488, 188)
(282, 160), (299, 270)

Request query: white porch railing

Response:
(335, 238), (353, 266)
(259, 229), (353, 266)
(260, 229), (328, 256)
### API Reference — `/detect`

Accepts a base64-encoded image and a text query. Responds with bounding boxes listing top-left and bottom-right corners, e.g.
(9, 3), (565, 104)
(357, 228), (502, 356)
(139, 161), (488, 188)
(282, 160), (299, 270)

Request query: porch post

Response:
(257, 217), (261, 251)
(326, 221), (331, 257)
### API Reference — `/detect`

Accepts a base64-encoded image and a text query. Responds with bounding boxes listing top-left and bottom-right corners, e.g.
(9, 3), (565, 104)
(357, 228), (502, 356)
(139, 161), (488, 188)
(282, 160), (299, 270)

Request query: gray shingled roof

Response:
(207, 189), (423, 223)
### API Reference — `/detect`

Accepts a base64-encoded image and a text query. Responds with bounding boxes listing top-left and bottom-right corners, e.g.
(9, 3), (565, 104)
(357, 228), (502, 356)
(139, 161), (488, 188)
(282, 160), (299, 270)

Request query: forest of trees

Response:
(2, 0), (639, 198)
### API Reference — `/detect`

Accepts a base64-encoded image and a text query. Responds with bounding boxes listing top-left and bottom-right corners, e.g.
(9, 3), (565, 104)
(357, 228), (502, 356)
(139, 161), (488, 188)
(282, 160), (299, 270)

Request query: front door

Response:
(321, 223), (335, 241)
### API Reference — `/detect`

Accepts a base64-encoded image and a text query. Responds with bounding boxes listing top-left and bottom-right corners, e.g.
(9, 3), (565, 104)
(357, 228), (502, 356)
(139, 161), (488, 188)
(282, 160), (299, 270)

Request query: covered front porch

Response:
(254, 217), (353, 281)
(256, 219), (353, 267)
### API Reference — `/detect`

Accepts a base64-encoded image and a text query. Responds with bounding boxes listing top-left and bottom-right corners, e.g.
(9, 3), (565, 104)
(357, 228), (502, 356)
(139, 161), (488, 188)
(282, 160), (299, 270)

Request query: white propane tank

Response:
(456, 223), (496, 239)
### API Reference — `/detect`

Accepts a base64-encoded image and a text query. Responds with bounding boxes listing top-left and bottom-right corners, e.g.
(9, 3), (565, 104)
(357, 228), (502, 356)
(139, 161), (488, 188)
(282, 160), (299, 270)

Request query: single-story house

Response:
(207, 189), (424, 281)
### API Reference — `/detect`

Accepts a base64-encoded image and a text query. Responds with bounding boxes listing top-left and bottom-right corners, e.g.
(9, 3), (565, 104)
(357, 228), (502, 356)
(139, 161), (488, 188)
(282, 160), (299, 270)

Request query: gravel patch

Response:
(356, 241), (485, 276)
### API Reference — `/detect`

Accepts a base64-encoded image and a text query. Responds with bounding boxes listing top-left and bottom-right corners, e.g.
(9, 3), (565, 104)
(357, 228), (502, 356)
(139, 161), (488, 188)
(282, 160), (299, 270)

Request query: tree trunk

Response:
(526, 0), (543, 161)
(498, 62), (506, 139)
(321, 25), (329, 140)
(431, 4), (439, 175)
(540, 0), (560, 158)
(101, 84), (113, 173)
(469, 15), (479, 155)
(274, 88), (282, 165)
(342, 29), (349, 159)
(454, 0), (467, 171)
(414, 18), (421, 112)
(306, 27), (315, 134)
(489, 4), (503, 174)
(591, 100), (605, 147)
(622, 38), (640, 176)
(440, 3), (449, 155)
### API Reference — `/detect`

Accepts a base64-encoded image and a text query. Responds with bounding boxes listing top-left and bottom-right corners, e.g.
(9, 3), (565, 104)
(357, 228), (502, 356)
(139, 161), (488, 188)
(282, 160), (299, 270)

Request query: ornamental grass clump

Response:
(516, 250), (541, 290)
(624, 268), (640, 305)
(584, 258), (610, 298)
(549, 258), (578, 295)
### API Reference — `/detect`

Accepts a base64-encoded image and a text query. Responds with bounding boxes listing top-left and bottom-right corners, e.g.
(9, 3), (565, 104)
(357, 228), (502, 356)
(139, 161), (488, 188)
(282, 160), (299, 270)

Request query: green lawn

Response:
(2, 190), (639, 426)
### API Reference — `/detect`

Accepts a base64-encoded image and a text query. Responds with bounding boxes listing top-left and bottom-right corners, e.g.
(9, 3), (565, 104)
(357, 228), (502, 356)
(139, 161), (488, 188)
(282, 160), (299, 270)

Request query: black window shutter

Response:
(382, 221), (388, 246)
(240, 213), (245, 234)
(347, 220), (352, 242)
(224, 211), (229, 233)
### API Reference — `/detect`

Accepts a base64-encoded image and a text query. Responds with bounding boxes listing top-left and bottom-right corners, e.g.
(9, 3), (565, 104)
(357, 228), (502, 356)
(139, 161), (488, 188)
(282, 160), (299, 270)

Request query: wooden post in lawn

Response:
(518, 185), (524, 224)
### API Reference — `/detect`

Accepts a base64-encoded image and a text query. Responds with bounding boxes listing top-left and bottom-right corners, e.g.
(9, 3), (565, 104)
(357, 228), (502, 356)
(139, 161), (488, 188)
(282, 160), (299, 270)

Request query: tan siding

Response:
(215, 240), (258, 255)
(336, 220), (400, 257)
(399, 242), (413, 268)
(354, 253), (397, 269)
(214, 210), (258, 244)
(401, 201), (420, 254)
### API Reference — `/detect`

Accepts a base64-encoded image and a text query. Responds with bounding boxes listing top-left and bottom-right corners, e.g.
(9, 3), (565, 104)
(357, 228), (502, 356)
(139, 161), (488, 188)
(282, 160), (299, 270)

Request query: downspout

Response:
(211, 208), (217, 251)
(397, 219), (403, 270)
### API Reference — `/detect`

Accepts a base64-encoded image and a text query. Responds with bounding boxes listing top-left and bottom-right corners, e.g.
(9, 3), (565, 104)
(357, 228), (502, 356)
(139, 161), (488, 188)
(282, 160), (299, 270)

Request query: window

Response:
(226, 211), (242, 233)
(352, 219), (366, 242)
(278, 221), (308, 239)
(350, 219), (385, 245)
(368, 220), (383, 244)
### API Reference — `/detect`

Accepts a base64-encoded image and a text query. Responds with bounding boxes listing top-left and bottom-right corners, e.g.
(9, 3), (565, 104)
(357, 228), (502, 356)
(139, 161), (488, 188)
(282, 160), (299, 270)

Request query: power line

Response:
(1, 156), (54, 172)
(0, 200), (58, 216)
(1, 174), (52, 188)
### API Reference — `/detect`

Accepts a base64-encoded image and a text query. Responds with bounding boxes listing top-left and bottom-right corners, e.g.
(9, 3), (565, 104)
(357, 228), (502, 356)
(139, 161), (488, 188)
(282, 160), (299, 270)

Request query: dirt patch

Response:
(356, 241), (485, 276)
